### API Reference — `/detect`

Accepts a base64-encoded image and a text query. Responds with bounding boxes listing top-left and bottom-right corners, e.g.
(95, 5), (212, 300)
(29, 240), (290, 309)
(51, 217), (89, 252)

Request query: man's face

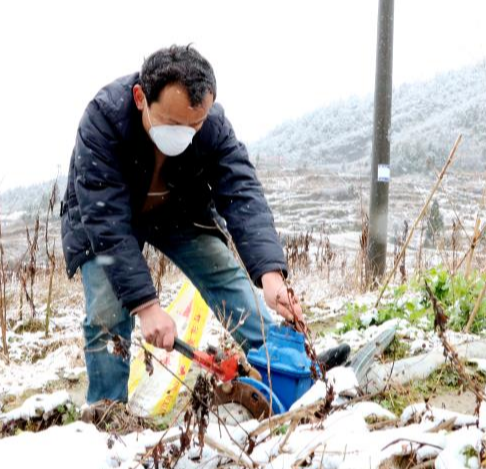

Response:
(134, 82), (214, 136)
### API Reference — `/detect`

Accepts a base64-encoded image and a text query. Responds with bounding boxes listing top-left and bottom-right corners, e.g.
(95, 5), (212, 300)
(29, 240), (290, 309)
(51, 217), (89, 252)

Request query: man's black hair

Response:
(140, 45), (217, 106)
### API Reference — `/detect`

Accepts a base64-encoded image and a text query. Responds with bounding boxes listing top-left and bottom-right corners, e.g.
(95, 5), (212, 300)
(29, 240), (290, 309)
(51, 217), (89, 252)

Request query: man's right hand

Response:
(137, 303), (177, 351)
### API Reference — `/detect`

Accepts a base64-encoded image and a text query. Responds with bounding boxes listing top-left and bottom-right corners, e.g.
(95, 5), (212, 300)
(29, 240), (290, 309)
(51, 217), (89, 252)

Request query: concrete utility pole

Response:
(366, 0), (395, 286)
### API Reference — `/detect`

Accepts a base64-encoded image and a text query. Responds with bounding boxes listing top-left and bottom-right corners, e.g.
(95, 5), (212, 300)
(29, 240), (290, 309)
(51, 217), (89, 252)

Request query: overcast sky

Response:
(0, 0), (485, 191)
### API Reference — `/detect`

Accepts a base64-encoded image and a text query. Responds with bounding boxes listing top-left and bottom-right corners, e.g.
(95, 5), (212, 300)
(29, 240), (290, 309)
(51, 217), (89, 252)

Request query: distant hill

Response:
(249, 62), (486, 174)
(0, 177), (66, 221)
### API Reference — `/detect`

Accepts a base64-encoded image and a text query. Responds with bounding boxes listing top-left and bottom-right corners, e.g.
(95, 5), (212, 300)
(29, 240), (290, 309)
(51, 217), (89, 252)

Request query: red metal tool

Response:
(173, 337), (239, 382)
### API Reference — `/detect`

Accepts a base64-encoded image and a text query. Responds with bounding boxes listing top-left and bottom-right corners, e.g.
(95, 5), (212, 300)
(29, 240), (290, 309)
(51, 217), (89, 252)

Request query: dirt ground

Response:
(429, 389), (478, 415)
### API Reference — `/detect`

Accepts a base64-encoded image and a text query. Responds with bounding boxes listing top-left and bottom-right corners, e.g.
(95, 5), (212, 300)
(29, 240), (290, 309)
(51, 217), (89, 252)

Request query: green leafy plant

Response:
(339, 267), (486, 335)
(274, 424), (289, 435)
(339, 288), (429, 334)
(56, 404), (80, 425)
(339, 303), (368, 333)
(462, 445), (478, 464)
(423, 267), (486, 333)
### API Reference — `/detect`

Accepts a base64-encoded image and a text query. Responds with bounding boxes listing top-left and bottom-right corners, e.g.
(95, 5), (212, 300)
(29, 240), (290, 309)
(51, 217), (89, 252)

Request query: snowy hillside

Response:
(250, 62), (486, 174)
(0, 177), (67, 221)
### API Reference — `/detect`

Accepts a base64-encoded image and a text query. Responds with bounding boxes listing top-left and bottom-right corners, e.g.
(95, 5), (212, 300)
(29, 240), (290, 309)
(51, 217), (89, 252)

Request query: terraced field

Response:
(2, 168), (485, 271)
(260, 168), (486, 260)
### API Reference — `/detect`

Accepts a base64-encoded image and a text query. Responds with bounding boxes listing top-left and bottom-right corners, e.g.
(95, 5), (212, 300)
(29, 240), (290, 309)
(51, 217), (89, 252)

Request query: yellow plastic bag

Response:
(128, 281), (210, 416)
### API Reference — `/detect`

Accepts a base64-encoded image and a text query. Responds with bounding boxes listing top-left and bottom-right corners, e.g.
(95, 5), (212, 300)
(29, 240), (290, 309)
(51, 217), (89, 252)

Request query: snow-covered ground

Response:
(1, 365), (484, 468)
(2, 170), (486, 467)
(1, 270), (485, 468)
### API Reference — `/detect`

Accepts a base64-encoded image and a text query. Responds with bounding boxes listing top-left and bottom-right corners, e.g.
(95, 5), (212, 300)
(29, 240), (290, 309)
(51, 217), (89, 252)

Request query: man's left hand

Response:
(261, 271), (303, 323)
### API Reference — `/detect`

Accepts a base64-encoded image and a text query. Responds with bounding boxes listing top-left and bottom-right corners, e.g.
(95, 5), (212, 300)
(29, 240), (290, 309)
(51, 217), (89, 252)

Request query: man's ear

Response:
(133, 84), (146, 111)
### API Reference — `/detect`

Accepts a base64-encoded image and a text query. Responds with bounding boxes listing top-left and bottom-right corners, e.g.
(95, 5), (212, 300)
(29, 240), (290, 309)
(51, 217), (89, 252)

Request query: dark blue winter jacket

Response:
(61, 73), (287, 311)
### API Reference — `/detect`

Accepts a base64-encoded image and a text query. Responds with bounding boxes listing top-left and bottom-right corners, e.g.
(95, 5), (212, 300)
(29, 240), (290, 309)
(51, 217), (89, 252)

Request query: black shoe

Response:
(317, 344), (351, 371)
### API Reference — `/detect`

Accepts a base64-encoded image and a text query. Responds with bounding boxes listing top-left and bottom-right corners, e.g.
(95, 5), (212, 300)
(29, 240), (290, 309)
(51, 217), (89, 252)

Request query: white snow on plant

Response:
(360, 308), (377, 327)
(349, 401), (396, 421)
(435, 427), (482, 469)
(1, 246), (486, 469)
(289, 379), (328, 411)
(0, 422), (110, 469)
(0, 382), (485, 469)
(249, 410), (448, 468)
(110, 427), (182, 468)
(289, 367), (358, 411)
(327, 366), (359, 397)
(0, 421), (184, 469)
(0, 390), (71, 423)
(401, 403), (478, 427)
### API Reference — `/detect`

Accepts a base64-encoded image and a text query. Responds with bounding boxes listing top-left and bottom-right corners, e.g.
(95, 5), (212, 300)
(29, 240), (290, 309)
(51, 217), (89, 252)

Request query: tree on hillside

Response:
(425, 199), (444, 246)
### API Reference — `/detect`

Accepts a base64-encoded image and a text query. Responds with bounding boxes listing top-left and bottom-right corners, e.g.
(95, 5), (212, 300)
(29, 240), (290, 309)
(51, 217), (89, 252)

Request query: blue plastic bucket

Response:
(247, 325), (313, 411)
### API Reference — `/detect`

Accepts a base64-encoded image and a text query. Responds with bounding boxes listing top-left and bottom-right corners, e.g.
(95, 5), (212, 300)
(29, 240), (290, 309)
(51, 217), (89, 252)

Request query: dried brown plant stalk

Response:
(451, 220), (460, 275)
(152, 251), (171, 296)
(464, 216), (481, 278)
(464, 277), (486, 333)
(18, 215), (40, 318)
(393, 220), (408, 284)
(285, 232), (311, 273)
(0, 209), (8, 362)
(456, 222), (486, 273)
(45, 180), (58, 337)
(415, 219), (426, 272)
(315, 228), (335, 281)
(358, 212), (369, 291)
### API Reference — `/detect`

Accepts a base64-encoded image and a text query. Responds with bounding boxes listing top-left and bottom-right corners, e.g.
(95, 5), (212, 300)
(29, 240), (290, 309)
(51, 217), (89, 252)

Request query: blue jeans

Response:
(81, 226), (274, 403)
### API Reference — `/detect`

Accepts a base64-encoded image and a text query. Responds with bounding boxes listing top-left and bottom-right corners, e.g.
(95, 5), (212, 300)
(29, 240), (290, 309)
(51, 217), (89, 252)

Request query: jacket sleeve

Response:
(209, 106), (288, 286)
(74, 100), (157, 311)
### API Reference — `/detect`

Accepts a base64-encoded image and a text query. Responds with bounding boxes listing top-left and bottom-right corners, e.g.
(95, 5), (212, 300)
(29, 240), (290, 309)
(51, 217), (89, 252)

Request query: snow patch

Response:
(0, 390), (71, 423)
(435, 427), (482, 469)
(401, 403), (478, 427)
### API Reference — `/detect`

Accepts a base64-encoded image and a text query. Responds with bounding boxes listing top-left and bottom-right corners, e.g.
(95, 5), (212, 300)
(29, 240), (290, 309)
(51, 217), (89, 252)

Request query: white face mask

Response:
(145, 104), (196, 156)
